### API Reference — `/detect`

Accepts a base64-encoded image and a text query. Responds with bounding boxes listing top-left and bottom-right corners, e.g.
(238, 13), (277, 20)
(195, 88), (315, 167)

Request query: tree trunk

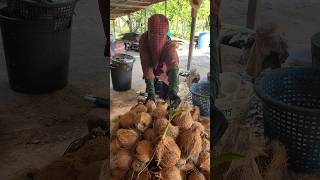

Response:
(128, 15), (133, 32)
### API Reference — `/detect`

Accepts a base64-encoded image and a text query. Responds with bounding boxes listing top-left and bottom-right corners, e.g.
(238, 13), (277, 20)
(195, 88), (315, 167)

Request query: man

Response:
(139, 14), (181, 108)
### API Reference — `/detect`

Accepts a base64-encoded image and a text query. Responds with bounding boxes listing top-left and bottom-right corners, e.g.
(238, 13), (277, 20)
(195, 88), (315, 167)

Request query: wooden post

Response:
(187, 8), (197, 70)
(246, 0), (260, 29)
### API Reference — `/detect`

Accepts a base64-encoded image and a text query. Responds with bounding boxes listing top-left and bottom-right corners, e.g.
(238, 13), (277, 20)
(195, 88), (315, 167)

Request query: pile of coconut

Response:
(110, 100), (210, 180)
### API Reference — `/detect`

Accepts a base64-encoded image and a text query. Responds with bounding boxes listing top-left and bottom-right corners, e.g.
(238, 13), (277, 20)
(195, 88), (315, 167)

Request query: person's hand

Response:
(168, 91), (181, 109)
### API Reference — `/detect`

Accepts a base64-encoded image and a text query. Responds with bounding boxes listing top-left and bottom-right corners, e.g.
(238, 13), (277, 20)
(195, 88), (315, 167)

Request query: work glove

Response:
(144, 79), (156, 104)
(168, 69), (181, 109)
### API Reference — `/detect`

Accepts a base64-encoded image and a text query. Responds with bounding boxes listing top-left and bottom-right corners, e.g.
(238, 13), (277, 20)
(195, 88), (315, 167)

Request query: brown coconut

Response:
(201, 138), (210, 152)
(135, 140), (153, 163)
(119, 112), (135, 129)
(116, 129), (139, 149)
(146, 100), (157, 113)
(110, 138), (120, 154)
(188, 171), (206, 180)
(190, 106), (200, 121)
(153, 118), (179, 140)
(159, 166), (182, 180)
(177, 128), (202, 159)
(172, 106), (194, 130)
(158, 101), (169, 109)
(136, 170), (152, 180)
(131, 159), (146, 172)
(152, 107), (168, 119)
(143, 128), (158, 142)
(155, 137), (181, 168)
(132, 104), (148, 113)
(198, 151), (210, 172)
(176, 158), (195, 172)
(111, 168), (128, 180)
(111, 149), (133, 170)
(191, 121), (205, 132)
(134, 112), (152, 132)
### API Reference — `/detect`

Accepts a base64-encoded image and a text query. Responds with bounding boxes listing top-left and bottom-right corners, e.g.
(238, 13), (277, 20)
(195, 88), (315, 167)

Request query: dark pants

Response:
(155, 80), (169, 100)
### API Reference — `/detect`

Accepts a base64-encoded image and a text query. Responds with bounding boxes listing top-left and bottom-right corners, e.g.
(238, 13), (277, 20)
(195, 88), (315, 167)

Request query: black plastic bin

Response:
(312, 32), (320, 66)
(111, 54), (135, 91)
(255, 67), (320, 173)
(0, 8), (71, 93)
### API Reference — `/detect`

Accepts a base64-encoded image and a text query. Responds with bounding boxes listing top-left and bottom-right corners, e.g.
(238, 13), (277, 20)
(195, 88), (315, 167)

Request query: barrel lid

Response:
(311, 32), (320, 47)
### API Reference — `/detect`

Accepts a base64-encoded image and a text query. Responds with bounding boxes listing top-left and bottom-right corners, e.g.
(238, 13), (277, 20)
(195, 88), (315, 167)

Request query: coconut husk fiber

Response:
(135, 140), (153, 163)
(134, 112), (152, 132)
(111, 149), (133, 170)
(116, 129), (139, 149)
(131, 104), (148, 114)
(110, 168), (128, 180)
(198, 151), (210, 172)
(188, 170), (206, 180)
(190, 106), (200, 121)
(155, 137), (181, 168)
(143, 128), (158, 143)
(152, 107), (168, 119)
(172, 102), (194, 130)
(159, 166), (183, 180)
(146, 100), (156, 114)
(153, 118), (179, 140)
(119, 111), (135, 129)
(131, 159), (146, 172)
(135, 170), (152, 180)
(177, 126), (202, 160)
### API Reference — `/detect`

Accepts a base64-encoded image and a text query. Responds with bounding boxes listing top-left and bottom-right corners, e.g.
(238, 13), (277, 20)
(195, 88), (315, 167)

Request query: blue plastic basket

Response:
(190, 82), (210, 116)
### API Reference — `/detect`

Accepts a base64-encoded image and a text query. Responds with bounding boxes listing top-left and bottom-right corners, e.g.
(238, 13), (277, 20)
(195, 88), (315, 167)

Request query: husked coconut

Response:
(146, 100), (157, 113)
(131, 159), (146, 172)
(119, 112), (135, 129)
(159, 166), (182, 180)
(176, 158), (195, 172)
(198, 151), (210, 172)
(153, 118), (179, 140)
(110, 138), (120, 154)
(132, 104), (148, 113)
(190, 106), (200, 121)
(201, 138), (210, 152)
(111, 149), (132, 170)
(135, 140), (153, 163)
(155, 137), (181, 168)
(177, 127), (202, 159)
(172, 103), (194, 130)
(143, 128), (158, 142)
(110, 168), (128, 180)
(136, 170), (152, 180)
(191, 121), (205, 133)
(152, 107), (168, 119)
(188, 171), (206, 180)
(116, 129), (139, 149)
(134, 112), (152, 132)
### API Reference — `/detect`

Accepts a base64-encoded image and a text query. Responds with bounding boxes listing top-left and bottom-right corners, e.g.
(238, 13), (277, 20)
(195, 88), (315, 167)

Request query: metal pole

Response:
(187, 8), (197, 70)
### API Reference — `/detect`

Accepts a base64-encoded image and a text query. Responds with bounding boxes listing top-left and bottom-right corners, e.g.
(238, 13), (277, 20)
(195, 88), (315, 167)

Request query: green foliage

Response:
(110, 0), (210, 40)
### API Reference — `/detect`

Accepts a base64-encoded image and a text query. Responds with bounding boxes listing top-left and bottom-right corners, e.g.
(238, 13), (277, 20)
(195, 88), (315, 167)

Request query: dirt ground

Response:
(0, 1), (107, 179)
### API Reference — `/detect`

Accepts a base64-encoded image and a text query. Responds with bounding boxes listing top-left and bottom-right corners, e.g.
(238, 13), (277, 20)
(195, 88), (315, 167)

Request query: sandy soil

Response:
(0, 1), (107, 179)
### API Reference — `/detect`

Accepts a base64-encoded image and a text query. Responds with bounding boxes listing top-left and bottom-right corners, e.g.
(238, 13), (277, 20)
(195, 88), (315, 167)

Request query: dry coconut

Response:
(153, 118), (179, 140)
(134, 112), (152, 132)
(111, 149), (132, 170)
(110, 138), (120, 154)
(188, 171), (206, 180)
(143, 128), (158, 142)
(116, 129), (139, 149)
(190, 106), (200, 121)
(119, 112), (135, 129)
(155, 137), (181, 168)
(131, 159), (146, 172)
(135, 140), (153, 163)
(146, 100), (157, 113)
(110, 168), (128, 180)
(159, 166), (183, 180)
(198, 151), (210, 172)
(152, 107), (168, 119)
(158, 101), (169, 109)
(177, 127), (202, 159)
(176, 158), (195, 172)
(172, 103), (194, 130)
(136, 170), (152, 180)
(132, 104), (148, 113)
(191, 121), (205, 133)
(201, 138), (210, 152)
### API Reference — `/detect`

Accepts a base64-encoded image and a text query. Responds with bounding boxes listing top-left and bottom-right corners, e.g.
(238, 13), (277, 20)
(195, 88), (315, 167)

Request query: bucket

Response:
(0, 8), (71, 93)
(111, 54), (135, 91)
(311, 32), (320, 67)
(197, 32), (210, 49)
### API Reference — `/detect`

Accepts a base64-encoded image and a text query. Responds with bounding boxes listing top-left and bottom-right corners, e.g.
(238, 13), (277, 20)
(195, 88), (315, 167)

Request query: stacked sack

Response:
(110, 101), (210, 180)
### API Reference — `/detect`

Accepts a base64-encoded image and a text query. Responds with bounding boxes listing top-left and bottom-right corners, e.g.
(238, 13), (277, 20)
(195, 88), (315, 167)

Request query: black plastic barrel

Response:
(0, 8), (71, 93)
(111, 54), (135, 91)
(311, 32), (320, 67)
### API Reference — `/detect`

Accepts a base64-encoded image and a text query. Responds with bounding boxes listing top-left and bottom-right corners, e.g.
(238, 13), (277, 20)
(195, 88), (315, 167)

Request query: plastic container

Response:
(311, 32), (320, 67)
(0, 8), (71, 93)
(197, 32), (210, 49)
(111, 54), (135, 91)
(255, 67), (320, 173)
(190, 82), (210, 116)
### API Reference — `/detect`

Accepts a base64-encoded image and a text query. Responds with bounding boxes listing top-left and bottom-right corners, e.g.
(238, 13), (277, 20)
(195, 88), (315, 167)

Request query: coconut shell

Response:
(201, 138), (210, 152)
(146, 100), (157, 113)
(116, 129), (139, 149)
(188, 171), (206, 180)
(131, 159), (146, 172)
(136, 170), (152, 180)
(111, 149), (133, 170)
(134, 112), (152, 132)
(135, 140), (153, 163)
(172, 109), (193, 131)
(143, 128), (158, 142)
(177, 128), (202, 159)
(153, 118), (179, 140)
(132, 104), (148, 113)
(110, 138), (120, 154)
(190, 106), (200, 121)
(119, 112), (135, 129)
(155, 137), (181, 168)
(198, 151), (210, 172)
(111, 168), (128, 180)
(152, 107), (167, 119)
(159, 166), (182, 180)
